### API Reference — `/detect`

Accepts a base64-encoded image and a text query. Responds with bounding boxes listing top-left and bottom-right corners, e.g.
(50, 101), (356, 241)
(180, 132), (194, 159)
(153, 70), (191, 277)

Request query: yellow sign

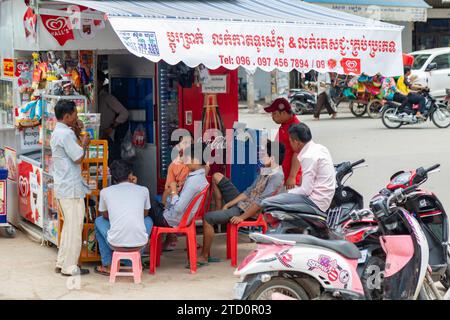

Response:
(3, 59), (14, 78)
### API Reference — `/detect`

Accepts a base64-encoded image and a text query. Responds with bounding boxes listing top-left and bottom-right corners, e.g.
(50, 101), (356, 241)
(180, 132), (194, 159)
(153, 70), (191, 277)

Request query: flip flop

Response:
(94, 265), (110, 276)
(208, 257), (222, 263)
(185, 261), (209, 269)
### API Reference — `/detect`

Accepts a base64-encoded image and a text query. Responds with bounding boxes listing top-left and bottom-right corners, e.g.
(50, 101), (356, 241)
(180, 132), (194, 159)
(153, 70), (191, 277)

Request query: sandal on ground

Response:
(94, 265), (110, 276)
(185, 261), (209, 269)
(208, 256), (222, 263)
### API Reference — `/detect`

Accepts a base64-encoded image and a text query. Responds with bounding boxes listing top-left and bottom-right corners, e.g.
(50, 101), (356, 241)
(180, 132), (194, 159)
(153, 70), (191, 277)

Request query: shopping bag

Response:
(120, 129), (136, 161)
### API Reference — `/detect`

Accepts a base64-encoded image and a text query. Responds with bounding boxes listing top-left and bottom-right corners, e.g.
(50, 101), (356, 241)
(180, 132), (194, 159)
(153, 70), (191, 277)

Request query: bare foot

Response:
(331, 113), (337, 119)
(313, 117), (320, 121)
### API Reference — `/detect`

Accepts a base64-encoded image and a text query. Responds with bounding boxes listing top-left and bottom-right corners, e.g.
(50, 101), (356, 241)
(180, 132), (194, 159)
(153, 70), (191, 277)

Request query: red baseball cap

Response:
(264, 97), (292, 113)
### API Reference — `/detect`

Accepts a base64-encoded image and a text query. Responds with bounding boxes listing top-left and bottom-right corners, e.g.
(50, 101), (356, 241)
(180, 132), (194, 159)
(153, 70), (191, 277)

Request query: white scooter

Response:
(233, 185), (448, 300)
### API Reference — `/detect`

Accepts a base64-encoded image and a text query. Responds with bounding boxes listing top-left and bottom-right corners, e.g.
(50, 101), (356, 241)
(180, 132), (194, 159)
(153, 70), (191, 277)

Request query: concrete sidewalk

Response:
(1, 230), (254, 299)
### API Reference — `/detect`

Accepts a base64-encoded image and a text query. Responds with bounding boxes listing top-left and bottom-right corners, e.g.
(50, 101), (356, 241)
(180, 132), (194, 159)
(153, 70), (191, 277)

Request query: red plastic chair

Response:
(149, 184), (210, 274)
(226, 214), (268, 267)
(197, 175), (212, 221)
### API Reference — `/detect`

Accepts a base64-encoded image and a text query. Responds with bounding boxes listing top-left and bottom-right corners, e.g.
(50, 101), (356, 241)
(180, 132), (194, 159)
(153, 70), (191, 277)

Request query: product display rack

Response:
(41, 95), (88, 245)
(158, 62), (179, 180)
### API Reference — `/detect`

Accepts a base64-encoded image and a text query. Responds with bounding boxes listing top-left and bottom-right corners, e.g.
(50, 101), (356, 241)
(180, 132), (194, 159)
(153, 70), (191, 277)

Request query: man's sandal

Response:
(94, 265), (110, 276)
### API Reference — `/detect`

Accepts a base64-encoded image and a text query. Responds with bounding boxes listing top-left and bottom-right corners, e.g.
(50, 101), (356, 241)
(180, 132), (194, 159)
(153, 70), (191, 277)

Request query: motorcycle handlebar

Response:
(425, 164), (440, 173)
(351, 159), (365, 167)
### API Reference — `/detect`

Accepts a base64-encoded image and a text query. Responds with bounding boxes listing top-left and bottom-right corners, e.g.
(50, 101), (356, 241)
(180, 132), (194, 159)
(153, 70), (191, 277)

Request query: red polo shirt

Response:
(276, 115), (302, 185)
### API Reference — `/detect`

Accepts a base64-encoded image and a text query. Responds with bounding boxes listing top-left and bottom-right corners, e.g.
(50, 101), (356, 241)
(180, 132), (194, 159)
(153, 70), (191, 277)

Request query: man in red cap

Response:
(264, 97), (302, 189)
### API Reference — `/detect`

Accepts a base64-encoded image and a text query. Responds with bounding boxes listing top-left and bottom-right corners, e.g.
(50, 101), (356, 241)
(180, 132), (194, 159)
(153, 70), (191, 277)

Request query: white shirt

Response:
(317, 73), (331, 95)
(50, 122), (89, 199)
(289, 141), (336, 212)
(99, 182), (151, 247)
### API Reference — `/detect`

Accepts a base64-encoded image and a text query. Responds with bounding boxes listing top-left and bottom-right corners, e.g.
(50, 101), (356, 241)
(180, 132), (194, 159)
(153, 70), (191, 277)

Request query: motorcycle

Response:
(288, 88), (317, 115)
(264, 159), (366, 238)
(234, 183), (446, 300)
(381, 88), (450, 129)
(375, 164), (450, 289)
(265, 161), (449, 292)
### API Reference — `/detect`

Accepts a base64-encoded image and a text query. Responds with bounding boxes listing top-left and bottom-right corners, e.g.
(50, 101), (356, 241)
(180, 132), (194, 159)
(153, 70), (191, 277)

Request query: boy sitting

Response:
(162, 133), (192, 206)
(94, 160), (153, 275)
(197, 141), (285, 265)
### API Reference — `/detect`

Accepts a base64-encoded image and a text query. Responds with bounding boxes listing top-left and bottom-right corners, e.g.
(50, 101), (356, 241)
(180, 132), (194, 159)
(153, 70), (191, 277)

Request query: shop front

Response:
(0, 0), (404, 262)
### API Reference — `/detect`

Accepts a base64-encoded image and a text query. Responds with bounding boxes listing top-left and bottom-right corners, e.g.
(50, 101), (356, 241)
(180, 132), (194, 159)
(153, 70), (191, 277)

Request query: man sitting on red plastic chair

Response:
(197, 141), (285, 266)
(148, 143), (209, 230)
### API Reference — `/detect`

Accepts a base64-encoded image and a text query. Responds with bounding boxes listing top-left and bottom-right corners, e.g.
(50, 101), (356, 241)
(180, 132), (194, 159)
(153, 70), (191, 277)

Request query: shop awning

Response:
(304, 0), (431, 22)
(53, 0), (405, 76)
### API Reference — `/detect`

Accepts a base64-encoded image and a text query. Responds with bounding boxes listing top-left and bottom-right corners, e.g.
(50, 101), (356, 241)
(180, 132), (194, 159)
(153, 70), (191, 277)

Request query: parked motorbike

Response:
(234, 183), (446, 300)
(263, 161), (449, 294)
(374, 164), (450, 289)
(264, 159), (366, 238)
(288, 88), (317, 115)
(381, 88), (450, 129)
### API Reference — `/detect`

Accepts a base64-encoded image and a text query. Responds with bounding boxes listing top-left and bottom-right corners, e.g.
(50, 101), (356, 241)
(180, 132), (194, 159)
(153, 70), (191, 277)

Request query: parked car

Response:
(410, 47), (450, 100)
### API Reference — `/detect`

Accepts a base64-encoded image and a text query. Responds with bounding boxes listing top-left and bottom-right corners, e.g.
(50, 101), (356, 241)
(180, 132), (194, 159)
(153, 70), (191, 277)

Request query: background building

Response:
(415, 0), (450, 50)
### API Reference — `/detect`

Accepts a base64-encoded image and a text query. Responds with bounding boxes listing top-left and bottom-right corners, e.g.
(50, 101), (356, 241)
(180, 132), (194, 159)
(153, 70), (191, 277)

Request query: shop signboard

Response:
(111, 17), (403, 76)
(20, 126), (40, 152)
(202, 75), (228, 94)
(18, 161), (43, 228)
(322, 4), (428, 22)
(3, 59), (15, 78)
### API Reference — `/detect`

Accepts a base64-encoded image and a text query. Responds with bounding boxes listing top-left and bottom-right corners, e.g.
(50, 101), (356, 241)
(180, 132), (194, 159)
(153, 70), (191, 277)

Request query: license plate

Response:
(358, 249), (368, 264)
(233, 282), (247, 300)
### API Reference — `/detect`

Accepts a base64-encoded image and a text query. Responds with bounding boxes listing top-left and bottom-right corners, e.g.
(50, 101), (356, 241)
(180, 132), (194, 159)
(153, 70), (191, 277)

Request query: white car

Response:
(410, 47), (450, 99)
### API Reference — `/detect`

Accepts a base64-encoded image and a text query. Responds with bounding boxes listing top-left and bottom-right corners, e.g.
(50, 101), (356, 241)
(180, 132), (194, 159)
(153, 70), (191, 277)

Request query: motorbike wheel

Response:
(381, 108), (402, 129)
(248, 278), (309, 300)
(360, 256), (385, 300)
(431, 105), (450, 128)
(367, 100), (383, 119)
(349, 101), (367, 117)
(290, 100), (305, 115)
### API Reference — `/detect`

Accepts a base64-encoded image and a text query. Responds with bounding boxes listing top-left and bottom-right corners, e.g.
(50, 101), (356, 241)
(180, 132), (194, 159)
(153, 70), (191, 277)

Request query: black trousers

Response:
(314, 92), (335, 118)
(402, 93), (427, 115)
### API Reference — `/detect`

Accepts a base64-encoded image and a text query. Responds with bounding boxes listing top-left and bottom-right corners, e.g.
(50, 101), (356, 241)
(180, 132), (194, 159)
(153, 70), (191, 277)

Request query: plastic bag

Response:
(121, 129), (136, 161)
(132, 124), (146, 148)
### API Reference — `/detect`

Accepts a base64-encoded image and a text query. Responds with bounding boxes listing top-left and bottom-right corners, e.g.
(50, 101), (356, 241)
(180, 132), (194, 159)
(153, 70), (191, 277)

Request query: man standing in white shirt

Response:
(51, 100), (90, 276)
(262, 123), (336, 214)
(313, 72), (337, 120)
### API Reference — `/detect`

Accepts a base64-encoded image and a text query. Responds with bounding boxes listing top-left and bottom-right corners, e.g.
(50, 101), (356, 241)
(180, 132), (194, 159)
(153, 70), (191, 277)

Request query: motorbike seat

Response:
(264, 203), (327, 218)
(252, 233), (361, 259)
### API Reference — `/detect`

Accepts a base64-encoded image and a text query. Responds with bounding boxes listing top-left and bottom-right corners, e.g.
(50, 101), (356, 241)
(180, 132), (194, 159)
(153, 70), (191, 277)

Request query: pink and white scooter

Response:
(234, 185), (443, 300)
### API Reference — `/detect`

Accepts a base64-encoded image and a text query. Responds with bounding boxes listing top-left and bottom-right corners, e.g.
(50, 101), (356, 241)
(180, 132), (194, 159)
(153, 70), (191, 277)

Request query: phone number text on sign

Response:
(219, 55), (326, 70)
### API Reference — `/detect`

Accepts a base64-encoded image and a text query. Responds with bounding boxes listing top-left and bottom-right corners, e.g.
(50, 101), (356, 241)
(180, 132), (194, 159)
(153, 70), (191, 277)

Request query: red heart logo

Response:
(19, 176), (29, 197)
(45, 17), (66, 31)
(346, 60), (357, 69)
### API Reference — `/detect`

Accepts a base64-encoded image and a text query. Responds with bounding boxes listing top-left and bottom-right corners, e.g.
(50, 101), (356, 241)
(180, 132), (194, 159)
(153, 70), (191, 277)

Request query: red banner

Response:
(41, 14), (75, 46)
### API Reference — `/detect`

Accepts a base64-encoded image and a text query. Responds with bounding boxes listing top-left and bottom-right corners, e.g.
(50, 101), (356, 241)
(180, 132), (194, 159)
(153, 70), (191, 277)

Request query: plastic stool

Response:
(109, 251), (142, 284)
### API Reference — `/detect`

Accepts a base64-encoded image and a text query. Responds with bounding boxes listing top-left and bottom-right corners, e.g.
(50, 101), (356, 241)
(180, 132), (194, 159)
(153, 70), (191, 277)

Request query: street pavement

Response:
(1, 109), (450, 299)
